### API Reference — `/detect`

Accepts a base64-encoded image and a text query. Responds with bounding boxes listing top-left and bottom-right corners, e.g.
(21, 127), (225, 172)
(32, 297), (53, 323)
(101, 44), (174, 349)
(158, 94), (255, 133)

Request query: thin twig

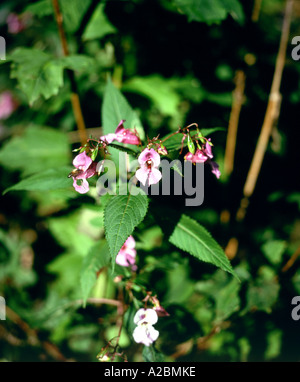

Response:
(281, 244), (300, 273)
(52, 0), (87, 146)
(224, 70), (246, 177)
(225, 0), (294, 258)
(5, 306), (68, 361)
(252, 0), (263, 22)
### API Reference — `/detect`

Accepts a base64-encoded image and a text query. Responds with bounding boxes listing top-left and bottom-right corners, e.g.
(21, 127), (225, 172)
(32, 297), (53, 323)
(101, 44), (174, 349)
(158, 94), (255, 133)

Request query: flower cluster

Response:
(69, 151), (97, 194)
(132, 308), (159, 347)
(69, 121), (221, 194)
(184, 137), (221, 179)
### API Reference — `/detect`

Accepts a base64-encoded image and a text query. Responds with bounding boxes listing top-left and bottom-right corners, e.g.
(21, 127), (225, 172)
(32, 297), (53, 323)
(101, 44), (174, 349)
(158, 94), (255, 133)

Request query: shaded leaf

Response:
(169, 214), (238, 278)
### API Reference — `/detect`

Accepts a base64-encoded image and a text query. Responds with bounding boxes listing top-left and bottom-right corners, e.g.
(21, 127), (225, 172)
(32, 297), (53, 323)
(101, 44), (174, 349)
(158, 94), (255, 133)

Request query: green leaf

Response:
(82, 3), (117, 41)
(3, 167), (72, 195)
(104, 189), (148, 272)
(0, 125), (70, 176)
(173, 0), (244, 25)
(169, 214), (238, 278)
(8, 48), (95, 104)
(9, 48), (64, 104)
(261, 240), (287, 265)
(142, 345), (165, 362)
(102, 78), (144, 140)
(80, 241), (110, 307)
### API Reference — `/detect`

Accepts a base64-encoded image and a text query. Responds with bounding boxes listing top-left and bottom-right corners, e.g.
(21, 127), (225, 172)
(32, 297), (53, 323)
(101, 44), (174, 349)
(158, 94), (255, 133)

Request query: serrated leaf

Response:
(169, 214), (238, 278)
(104, 189), (148, 272)
(3, 167), (72, 195)
(80, 241), (110, 306)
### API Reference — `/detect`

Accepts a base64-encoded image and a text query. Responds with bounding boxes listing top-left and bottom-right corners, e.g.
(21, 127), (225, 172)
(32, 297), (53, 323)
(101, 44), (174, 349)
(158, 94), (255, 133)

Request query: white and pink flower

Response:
(132, 308), (159, 347)
(116, 235), (137, 270)
(135, 148), (162, 187)
(70, 151), (97, 194)
(100, 120), (140, 146)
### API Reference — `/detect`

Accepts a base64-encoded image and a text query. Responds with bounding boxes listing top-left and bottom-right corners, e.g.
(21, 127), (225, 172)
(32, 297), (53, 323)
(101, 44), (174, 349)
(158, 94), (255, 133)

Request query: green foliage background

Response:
(1, 0), (300, 362)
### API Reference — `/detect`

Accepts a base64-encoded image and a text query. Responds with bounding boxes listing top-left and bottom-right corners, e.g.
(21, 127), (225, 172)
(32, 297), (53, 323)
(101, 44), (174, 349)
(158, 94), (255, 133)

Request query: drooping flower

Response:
(0, 91), (17, 120)
(132, 308), (159, 347)
(114, 120), (140, 145)
(184, 148), (207, 164)
(100, 120), (140, 146)
(184, 137), (221, 179)
(135, 148), (162, 187)
(70, 151), (97, 194)
(116, 235), (137, 270)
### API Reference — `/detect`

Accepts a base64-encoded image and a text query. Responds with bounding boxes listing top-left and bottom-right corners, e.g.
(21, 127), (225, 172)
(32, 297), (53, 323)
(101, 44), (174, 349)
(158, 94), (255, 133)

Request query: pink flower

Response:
(209, 160), (221, 179)
(132, 308), (159, 347)
(184, 138), (221, 179)
(0, 91), (17, 120)
(7, 13), (26, 34)
(100, 120), (140, 146)
(135, 148), (162, 187)
(184, 148), (207, 164)
(116, 235), (137, 269)
(70, 151), (97, 194)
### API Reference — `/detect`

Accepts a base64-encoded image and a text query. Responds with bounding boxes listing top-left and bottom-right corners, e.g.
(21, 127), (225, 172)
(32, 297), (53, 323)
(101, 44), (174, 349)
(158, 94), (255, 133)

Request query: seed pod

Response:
(187, 133), (195, 154)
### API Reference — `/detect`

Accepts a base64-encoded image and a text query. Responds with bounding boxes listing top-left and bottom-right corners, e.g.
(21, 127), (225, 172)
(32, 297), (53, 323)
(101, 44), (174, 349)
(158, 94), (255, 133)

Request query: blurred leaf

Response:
(105, 326), (130, 348)
(142, 345), (165, 362)
(244, 272), (280, 314)
(169, 215), (238, 278)
(80, 240), (110, 306)
(8, 48), (95, 104)
(261, 240), (287, 265)
(173, 0), (244, 25)
(195, 269), (241, 322)
(0, 125), (70, 176)
(104, 189), (148, 272)
(102, 78), (144, 139)
(83, 3), (117, 41)
(9, 48), (64, 105)
(48, 210), (96, 256)
(123, 75), (182, 117)
(164, 263), (194, 304)
(265, 329), (282, 360)
(3, 167), (72, 195)
(47, 253), (83, 296)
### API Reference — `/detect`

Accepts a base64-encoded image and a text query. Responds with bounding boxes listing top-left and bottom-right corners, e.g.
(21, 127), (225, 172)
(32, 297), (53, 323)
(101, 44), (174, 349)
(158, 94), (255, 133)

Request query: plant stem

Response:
(225, 0), (294, 258)
(52, 0), (87, 146)
(224, 70), (246, 176)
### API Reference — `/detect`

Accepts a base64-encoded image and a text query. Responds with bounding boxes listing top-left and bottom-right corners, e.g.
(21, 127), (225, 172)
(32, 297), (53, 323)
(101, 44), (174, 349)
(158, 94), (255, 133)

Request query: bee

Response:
(68, 168), (83, 178)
